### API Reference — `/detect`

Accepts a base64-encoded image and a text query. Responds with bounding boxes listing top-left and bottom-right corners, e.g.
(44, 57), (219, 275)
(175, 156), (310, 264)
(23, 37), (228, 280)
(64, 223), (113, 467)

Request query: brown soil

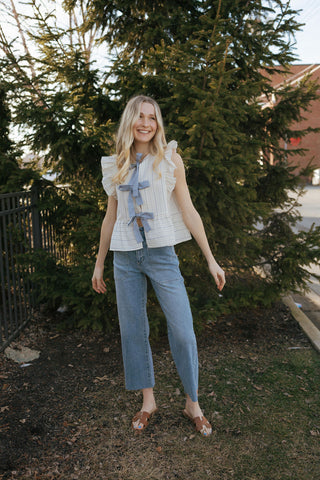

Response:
(0, 303), (313, 479)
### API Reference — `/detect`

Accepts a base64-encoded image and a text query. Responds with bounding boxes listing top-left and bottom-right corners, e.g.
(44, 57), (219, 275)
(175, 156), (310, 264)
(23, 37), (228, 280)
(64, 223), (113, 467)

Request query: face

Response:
(132, 102), (158, 148)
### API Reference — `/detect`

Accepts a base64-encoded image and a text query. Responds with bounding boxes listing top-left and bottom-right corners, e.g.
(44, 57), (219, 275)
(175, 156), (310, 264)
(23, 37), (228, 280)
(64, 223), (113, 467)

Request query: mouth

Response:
(137, 129), (151, 134)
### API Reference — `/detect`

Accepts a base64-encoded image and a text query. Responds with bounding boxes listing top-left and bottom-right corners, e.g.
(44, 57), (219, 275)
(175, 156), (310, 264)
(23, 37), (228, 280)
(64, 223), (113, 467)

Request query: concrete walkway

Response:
(283, 186), (320, 353)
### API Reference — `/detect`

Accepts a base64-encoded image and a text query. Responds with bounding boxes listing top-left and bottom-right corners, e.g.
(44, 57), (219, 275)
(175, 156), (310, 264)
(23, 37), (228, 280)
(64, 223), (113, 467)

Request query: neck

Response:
(133, 141), (150, 155)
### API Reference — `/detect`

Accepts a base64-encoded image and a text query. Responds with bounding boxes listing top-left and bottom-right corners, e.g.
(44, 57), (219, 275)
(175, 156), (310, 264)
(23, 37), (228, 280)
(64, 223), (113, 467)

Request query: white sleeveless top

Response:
(101, 140), (191, 251)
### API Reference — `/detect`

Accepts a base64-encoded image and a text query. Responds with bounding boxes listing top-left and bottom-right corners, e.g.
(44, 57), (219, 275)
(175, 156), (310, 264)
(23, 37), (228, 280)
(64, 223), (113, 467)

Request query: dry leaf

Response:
(94, 375), (109, 382)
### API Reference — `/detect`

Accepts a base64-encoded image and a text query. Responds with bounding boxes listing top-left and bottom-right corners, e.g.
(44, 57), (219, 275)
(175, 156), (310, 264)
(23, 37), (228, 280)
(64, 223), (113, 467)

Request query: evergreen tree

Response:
(0, 1), (118, 329)
(0, 0), (319, 331)
(88, 0), (320, 312)
(0, 86), (36, 193)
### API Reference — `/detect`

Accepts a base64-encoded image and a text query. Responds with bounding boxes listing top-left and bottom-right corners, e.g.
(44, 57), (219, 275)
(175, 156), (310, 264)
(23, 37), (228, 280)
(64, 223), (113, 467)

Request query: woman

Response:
(92, 95), (225, 436)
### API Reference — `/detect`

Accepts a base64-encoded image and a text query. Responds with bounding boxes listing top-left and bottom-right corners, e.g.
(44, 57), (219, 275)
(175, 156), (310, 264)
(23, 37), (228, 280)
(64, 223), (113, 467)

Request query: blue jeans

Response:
(113, 230), (199, 402)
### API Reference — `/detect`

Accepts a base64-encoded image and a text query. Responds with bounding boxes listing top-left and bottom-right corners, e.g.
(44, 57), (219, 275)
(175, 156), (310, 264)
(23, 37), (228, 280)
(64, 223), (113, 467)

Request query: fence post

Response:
(31, 186), (42, 249)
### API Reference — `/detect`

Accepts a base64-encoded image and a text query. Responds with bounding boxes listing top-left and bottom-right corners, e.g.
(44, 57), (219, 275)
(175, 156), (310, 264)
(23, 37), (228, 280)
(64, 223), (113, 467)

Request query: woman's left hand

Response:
(209, 261), (225, 291)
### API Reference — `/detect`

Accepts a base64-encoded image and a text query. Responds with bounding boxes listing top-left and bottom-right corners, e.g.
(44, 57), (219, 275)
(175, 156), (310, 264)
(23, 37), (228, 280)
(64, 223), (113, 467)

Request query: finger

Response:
(98, 279), (107, 293)
(92, 277), (104, 294)
(217, 275), (225, 291)
(98, 277), (106, 288)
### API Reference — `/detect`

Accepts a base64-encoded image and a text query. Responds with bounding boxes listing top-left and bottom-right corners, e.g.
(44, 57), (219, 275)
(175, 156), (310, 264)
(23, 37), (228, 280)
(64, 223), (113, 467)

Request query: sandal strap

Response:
(193, 416), (211, 432)
(183, 409), (212, 436)
(132, 411), (151, 428)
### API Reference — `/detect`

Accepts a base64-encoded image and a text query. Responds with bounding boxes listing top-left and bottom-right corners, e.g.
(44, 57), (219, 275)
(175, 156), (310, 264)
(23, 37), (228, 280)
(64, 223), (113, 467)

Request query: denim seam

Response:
(141, 276), (152, 384)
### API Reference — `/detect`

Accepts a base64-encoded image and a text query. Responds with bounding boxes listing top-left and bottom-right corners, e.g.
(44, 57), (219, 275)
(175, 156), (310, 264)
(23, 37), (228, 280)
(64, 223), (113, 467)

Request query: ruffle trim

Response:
(101, 140), (179, 197)
(164, 140), (178, 193)
(101, 155), (118, 197)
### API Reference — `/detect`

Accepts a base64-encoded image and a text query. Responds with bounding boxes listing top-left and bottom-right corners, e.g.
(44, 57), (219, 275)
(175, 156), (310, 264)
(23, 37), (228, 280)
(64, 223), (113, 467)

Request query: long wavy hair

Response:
(112, 95), (167, 185)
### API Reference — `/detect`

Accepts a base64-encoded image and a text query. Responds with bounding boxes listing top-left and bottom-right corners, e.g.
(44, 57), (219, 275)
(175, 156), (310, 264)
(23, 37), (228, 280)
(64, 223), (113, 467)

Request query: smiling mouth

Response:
(138, 130), (151, 134)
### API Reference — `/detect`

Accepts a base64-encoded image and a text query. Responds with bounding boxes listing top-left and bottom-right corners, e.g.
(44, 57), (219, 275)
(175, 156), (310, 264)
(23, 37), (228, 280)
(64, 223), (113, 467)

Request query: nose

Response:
(141, 116), (150, 127)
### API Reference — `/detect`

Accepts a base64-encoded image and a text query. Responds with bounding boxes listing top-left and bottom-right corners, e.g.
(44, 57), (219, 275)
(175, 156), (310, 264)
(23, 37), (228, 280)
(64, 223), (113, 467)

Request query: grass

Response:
(2, 303), (320, 479)
(73, 343), (320, 480)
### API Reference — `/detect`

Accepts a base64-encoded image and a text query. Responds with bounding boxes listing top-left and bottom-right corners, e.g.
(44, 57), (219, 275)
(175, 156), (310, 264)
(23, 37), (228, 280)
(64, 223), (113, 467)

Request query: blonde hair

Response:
(113, 95), (167, 184)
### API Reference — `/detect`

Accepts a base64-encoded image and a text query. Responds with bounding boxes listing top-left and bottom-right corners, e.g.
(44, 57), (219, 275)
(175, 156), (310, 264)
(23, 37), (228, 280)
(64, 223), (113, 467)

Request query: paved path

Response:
(285, 186), (320, 351)
(293, 185), (320, 232)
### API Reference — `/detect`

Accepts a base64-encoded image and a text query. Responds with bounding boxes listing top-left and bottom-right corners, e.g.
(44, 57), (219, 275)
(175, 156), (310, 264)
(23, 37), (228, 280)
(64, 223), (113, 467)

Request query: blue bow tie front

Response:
(118, 152), (153, 243)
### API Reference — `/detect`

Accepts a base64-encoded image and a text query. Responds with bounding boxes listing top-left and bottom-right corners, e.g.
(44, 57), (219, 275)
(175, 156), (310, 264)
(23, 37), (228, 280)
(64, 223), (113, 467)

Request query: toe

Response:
(132, 419), (141, 430)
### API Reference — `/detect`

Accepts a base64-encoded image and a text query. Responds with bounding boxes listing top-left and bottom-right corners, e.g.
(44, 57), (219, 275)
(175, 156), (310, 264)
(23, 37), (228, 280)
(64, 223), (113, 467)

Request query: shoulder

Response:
(101, 154), (118, 197)
(101, 154), (118, 177)
(171, 151), (184, 170)
(101, 154), (117, 168)
(164, 140), (185, 171)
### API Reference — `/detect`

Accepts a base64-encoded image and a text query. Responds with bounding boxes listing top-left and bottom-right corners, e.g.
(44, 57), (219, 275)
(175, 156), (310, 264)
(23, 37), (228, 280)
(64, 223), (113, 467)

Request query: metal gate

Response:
(0, 188), (64, 352)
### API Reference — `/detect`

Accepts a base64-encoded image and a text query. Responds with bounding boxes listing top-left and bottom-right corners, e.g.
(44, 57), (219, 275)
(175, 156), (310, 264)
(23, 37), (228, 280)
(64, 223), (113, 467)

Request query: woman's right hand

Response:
(92, 264), (106, 294)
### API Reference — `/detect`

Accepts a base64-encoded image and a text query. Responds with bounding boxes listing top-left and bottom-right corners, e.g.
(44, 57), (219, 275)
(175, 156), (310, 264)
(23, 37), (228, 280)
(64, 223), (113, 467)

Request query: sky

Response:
(1, 1), (319, 66)
(289, 0), (320, 64)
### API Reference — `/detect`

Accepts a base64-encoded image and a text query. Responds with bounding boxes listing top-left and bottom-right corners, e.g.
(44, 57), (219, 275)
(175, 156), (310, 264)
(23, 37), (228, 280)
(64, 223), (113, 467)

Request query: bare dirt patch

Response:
(1, 303), (319, 480)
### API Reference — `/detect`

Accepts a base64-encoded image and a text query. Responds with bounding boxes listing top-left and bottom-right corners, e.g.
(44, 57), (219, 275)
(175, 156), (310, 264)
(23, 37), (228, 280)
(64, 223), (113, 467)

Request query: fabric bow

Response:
(128, 211), (154, 243)
(118, 153), (153, 243)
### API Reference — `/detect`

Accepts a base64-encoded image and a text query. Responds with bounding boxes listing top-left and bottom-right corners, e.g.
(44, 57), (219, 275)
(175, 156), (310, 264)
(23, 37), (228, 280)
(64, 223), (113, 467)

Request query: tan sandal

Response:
(183, 409), (212, 437)
(132, 409), (158, 432)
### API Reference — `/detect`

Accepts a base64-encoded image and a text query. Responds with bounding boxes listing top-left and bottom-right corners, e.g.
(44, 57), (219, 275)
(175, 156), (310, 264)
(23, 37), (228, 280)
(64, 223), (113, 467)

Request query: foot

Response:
(183, 409), (212, 437)
(132, 398), (158, 431)
(184, 397), (212, 437)
(132, 406), (158, 432)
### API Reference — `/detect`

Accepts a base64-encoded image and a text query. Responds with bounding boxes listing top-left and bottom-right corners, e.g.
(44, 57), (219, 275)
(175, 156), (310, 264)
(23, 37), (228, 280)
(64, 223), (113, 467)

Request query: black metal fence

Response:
(0, 188), (65, 352)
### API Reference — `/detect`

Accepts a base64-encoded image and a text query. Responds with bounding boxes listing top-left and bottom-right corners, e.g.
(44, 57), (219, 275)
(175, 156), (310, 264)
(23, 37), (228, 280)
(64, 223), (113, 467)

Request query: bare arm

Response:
(172, 151), (225, 291)
(92, 195), (118, 294)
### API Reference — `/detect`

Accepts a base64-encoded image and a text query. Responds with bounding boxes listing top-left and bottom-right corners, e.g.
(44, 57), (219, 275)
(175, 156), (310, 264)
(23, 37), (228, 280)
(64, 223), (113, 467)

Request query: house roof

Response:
(265, 64), (320, 90)
(259, 64), (320, 107)
(262, 63), (320, 89)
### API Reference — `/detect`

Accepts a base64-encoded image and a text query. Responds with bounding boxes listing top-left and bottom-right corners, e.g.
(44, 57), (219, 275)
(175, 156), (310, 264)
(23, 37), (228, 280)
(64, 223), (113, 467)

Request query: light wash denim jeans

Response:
(113, 229), (199, 402)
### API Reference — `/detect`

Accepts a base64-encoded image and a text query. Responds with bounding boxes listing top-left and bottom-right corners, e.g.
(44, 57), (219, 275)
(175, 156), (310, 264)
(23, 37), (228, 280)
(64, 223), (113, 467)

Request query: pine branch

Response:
(198, 0), (230, 159)
(29, 0), (69, 57)
(70, 2), (96, 65)
(0, 25), (48, 109)
(201, 0), (222, 92)
(9, 0), (37, 80)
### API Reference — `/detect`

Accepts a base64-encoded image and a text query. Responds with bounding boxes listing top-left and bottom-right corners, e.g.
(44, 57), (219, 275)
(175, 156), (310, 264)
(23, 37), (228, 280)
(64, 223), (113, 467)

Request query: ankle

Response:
(142, 399), (157, 413)
(141, 388), (157, 413)
(185, 397), (203, 418)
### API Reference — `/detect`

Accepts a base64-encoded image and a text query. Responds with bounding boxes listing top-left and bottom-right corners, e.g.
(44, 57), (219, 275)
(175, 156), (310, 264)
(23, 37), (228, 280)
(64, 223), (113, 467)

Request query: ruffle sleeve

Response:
(164, 140), (178, 193)
(101, 155), (118, 198)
